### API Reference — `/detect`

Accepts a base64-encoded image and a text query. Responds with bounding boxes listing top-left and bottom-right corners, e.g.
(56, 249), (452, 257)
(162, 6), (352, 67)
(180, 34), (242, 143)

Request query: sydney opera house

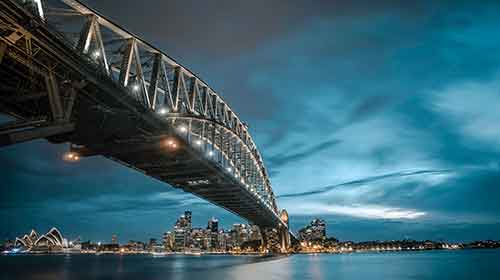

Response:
(14, 227), (78, 252)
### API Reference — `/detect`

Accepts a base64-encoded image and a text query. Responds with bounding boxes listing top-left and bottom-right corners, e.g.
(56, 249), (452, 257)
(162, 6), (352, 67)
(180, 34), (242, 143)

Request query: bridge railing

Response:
(21, 0), (280, 214)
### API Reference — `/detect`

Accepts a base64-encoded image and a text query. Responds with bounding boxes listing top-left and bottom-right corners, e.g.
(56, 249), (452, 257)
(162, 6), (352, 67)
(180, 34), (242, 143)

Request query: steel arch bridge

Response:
(0, 0), (292, 249)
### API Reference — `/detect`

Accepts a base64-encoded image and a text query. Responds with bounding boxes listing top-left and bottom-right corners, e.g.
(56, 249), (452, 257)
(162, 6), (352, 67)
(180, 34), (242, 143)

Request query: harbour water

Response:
(1, 249), (499, 279)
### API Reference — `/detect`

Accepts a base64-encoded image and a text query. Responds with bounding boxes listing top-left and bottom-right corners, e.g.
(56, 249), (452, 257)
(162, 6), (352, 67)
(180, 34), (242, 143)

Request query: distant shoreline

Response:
(3, 246), (499, 257)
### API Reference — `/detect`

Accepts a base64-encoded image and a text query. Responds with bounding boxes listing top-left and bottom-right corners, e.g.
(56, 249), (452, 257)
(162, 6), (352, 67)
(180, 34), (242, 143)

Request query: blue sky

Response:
(1, 0), (500, 243)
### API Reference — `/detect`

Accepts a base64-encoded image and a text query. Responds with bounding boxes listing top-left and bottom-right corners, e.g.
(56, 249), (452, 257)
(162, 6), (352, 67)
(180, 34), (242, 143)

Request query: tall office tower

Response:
(184, 211), (192, 229)
(207, 217), (218, 233)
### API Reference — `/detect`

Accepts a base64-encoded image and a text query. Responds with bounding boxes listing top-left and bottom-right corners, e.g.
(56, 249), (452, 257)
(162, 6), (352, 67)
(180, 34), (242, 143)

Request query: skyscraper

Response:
(231, 224), (249, 247)
(207, 217), (219, 250)
(184, 211), (192, 229)
(207, 217), (218, 233)
(298, 219), (326, 241)
(173, 211), (193, 250)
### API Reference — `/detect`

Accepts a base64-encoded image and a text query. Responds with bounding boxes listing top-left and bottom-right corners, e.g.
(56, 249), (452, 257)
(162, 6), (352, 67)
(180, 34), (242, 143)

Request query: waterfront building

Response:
(1, 240), (15, 251)
(207, 218), (219, 250)
(98, 243), (120, 252)
(147, 238), (157, 251)
(218, 230), (230, 251)
(207, 217), (218, 233)
(81, 241), (98, 251)
(249, 225), (262, 241)
(14, 227), (74, 252)
(298, 219), (326, 241)
(162, 210), (267, 252)
(175, 211), (192, 230)
(125, 240), (146, 252)
(173, 228), (188, 251)
(172, 211), (193, 250)
(190, 228), (207, 250)
(14, 229), (38, 249)
(261, 228), (281, 252)
(147, 238), (165, 253)
(231, 224), (249, 247)
(163, 232), (174, 251)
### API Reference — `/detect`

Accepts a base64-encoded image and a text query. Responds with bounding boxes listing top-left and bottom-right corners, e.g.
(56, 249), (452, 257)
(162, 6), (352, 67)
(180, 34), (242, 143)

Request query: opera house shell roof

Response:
(15, 228), (67, 251)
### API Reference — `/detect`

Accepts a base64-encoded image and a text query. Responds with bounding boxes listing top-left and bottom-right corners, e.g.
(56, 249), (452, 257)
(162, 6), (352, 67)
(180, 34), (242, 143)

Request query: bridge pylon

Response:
(279, 209), (291, 253)
(259, 209), (291, 254)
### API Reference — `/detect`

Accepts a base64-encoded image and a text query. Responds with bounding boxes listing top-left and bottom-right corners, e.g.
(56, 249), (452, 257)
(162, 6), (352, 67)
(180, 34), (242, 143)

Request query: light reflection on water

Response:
(1, 249), (499, 280)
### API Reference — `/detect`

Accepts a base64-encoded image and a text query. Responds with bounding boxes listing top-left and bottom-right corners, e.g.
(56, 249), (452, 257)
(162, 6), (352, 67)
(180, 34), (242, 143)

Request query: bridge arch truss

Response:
(2, 0), (282, 222)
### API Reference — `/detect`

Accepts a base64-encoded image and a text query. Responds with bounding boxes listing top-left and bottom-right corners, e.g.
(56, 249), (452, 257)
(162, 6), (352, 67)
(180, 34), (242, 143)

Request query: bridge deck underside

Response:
(74, 138), (278, 228)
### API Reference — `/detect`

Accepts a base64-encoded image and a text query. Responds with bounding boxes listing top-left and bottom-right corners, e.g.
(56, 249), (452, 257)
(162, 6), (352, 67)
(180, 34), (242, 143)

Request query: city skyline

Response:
(2, 0), (500, 243)
(4, 211), (498, 256)
(4, 210), (498, 248)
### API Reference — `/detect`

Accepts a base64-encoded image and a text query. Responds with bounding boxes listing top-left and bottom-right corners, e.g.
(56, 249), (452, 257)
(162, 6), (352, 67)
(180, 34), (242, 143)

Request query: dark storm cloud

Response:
(267, 139), (340, 169)
(80, 0), (427, 60)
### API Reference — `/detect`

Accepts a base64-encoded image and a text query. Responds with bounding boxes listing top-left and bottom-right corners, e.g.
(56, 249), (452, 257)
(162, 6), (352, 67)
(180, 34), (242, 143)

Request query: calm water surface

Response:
(1, 249), (499, 280)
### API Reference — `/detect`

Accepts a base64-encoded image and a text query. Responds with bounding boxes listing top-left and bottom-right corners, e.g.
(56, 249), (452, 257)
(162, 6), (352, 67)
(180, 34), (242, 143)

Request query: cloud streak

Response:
(288, 202), (426, 220)
(278, 169), (453, 198)
(432, 73), (500, 149)
(267, 139), (340, 169)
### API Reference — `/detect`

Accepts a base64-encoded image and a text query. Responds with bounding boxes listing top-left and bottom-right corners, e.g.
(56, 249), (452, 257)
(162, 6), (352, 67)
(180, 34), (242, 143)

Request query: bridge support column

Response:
(279, 209), (291, 253)
(279, 226), (291, 253)
(259, 227), (281, 254)
(260, 227), (268, 253)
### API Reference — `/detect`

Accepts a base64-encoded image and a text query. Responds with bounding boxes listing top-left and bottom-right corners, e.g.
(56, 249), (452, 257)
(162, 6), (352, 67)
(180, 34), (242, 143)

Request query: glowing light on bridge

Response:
(208, 151), (214, 157)
(63, 152), (80, 162)
(157, 107), (168, 115)
(132, 84), (140, 92)
(178, 125), (187, 133)
(195, 139), (202, 146)
(92, 50), (101, 58)
(34, 0), (44, 19)
(163, 138), (178, 149)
